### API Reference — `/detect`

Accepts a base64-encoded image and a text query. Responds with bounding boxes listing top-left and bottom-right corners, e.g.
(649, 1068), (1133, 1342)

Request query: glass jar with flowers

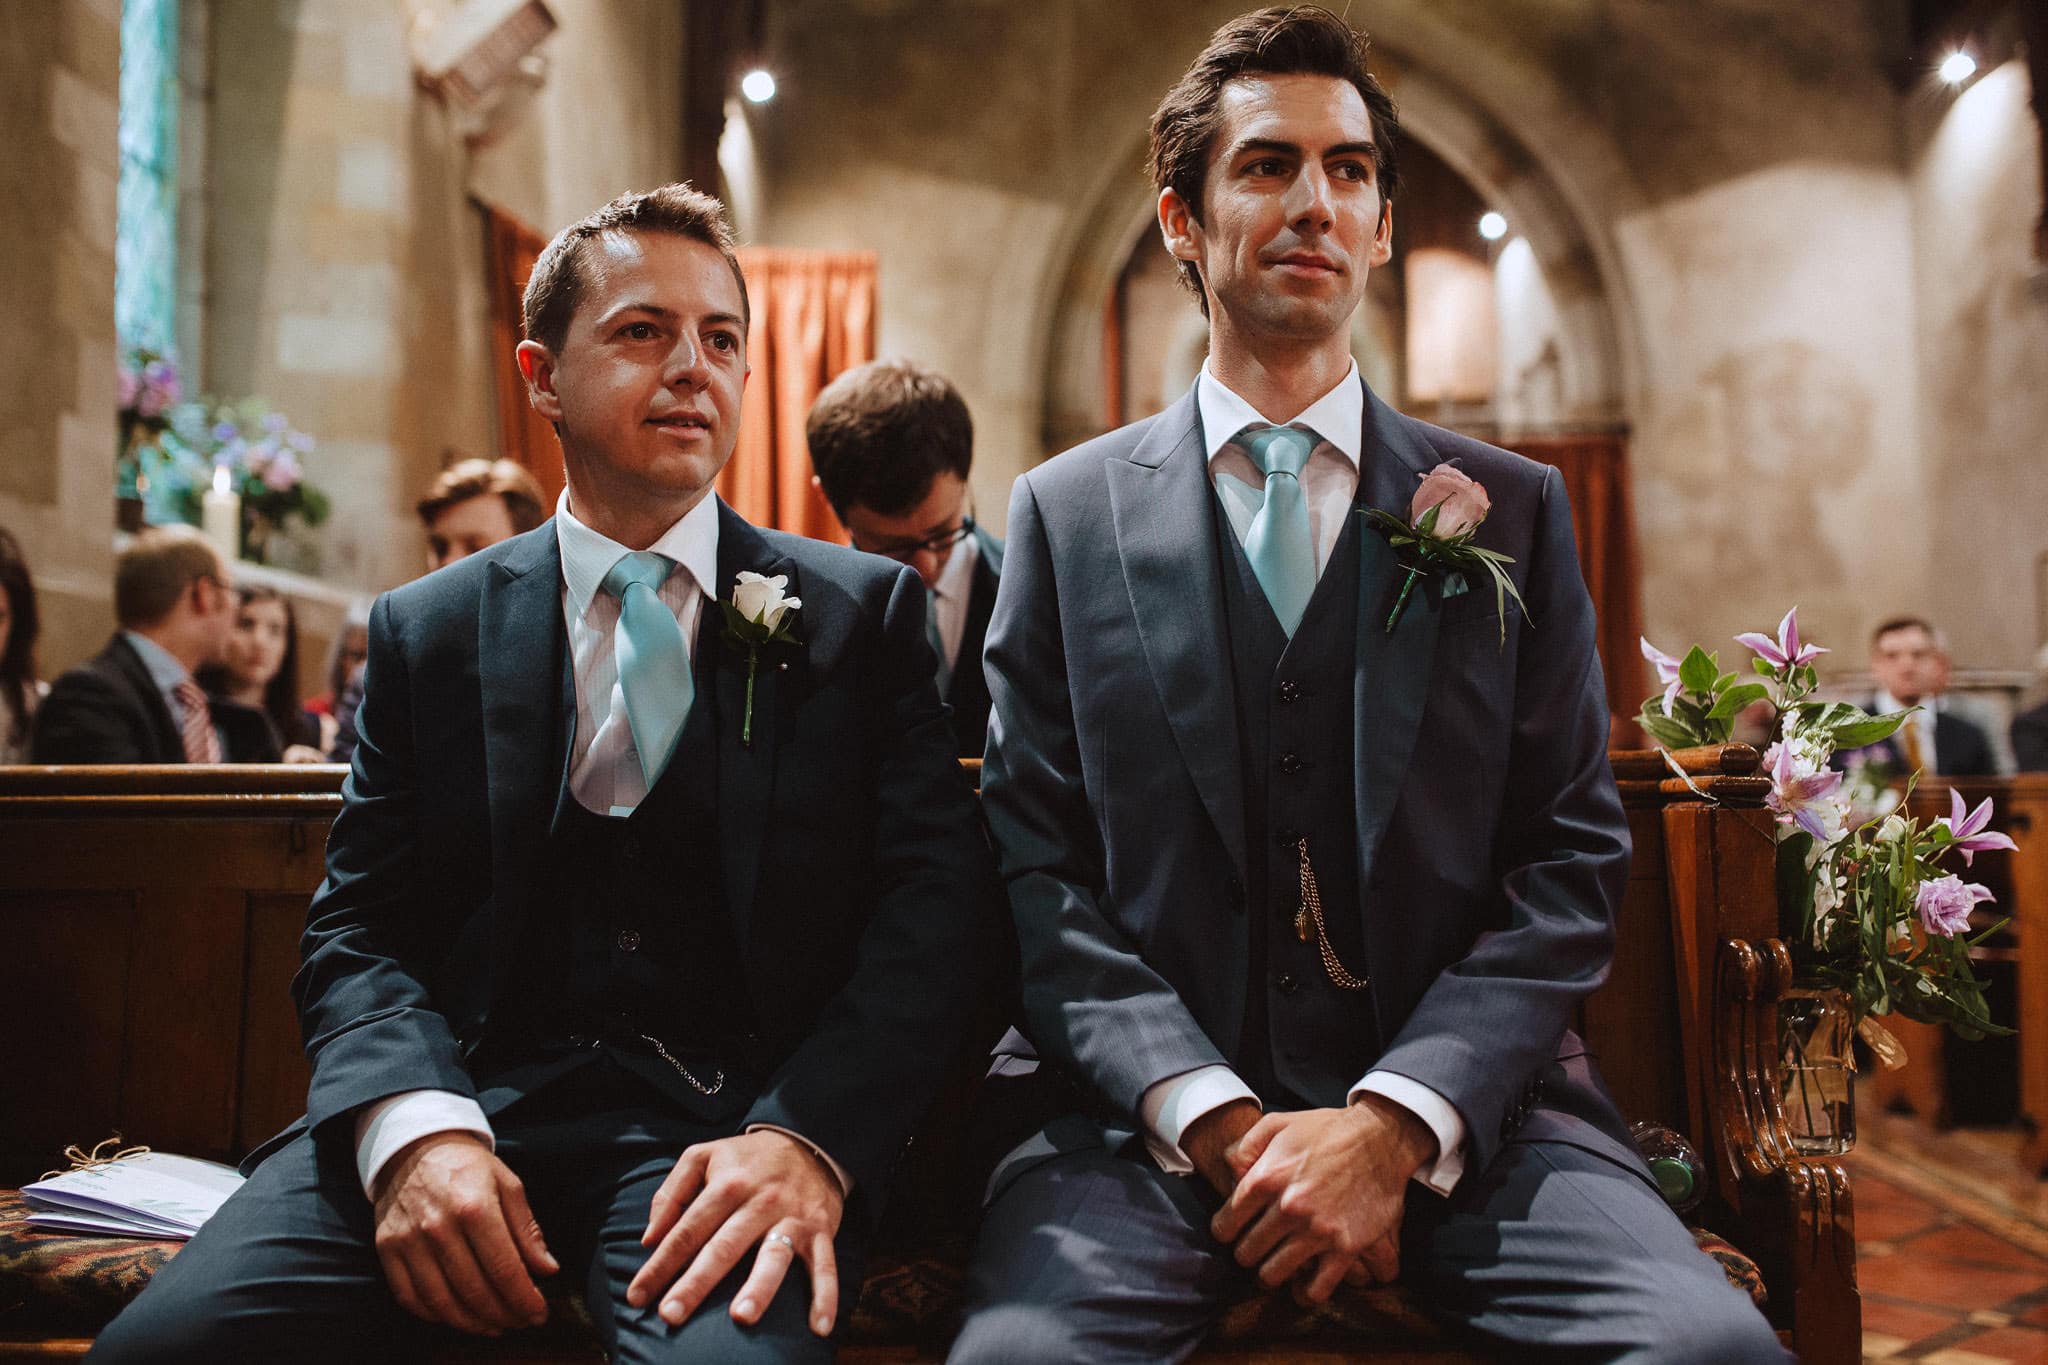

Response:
(1638, 609), (2016, 1153)
(115, 349), (184, 532)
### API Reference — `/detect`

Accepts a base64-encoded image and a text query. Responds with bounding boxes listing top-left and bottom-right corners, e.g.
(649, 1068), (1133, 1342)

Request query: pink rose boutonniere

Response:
(1362, 462), (1527, 643)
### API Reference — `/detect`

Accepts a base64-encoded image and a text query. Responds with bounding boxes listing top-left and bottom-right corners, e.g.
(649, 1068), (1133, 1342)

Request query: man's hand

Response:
(372, 1131), (558, 1336)
(1180, 1097), (1263, 1198)
(1209, 1094), (1437, 1302)
(628, 1129), (846, 1337)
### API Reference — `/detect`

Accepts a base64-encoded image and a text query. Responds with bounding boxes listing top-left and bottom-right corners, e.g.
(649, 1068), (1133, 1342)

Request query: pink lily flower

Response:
(1736, 607), (1828, 670)
(1764, 738), (1845, 840)
(1938, 789), (2018, 867)
(1639, 637), (1683, 715)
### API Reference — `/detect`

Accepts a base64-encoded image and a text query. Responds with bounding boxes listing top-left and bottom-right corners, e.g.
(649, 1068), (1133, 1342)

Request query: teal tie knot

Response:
(602, 550), (674, 598)
(601, 551), (693, 790)
(1240, 424), (1316, 479)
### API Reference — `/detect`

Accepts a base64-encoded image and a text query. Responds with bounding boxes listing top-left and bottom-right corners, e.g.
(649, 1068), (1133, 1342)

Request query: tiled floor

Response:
(1853, 1108), (2048, 1363)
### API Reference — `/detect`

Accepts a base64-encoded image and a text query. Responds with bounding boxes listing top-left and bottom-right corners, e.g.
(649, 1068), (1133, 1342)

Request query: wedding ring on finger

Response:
(765, 1231), (796, 1251)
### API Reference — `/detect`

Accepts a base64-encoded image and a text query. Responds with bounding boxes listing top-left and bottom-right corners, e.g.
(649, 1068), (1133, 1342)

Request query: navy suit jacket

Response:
(980, 380), (1639, 1185)
(31, 633), (280, 765)
(286, 501), (1000, 1201)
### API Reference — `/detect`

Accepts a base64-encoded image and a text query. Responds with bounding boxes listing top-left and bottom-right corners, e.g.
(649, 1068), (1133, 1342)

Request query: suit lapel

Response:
(479, 527), (570, 993)
(1354, 381), (1444, 887)
(106, 635), (184, 761)
(713, 500), (790, 941)
(1108, 389), (1247, 879)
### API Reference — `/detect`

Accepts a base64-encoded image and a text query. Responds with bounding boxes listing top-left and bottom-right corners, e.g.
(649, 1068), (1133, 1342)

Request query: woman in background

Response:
(0, 529), (45, 765)
(199, 585), (325, 762)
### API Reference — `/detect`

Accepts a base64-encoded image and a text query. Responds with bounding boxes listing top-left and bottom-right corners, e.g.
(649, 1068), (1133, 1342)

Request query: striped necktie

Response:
(173, 679), (222, 764)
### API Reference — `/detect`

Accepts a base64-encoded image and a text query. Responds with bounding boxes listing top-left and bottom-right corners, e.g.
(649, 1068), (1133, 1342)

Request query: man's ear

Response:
(515, 340), (563, 423)
(1368, 200), (1394, 267)
(1159, 186), (1204, 265)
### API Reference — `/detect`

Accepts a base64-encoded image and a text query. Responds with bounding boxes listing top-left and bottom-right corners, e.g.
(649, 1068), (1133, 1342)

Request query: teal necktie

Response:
(601, 551), (694, 788)
(1239, 424), (1319, 637)
(925, 586), (953, 696)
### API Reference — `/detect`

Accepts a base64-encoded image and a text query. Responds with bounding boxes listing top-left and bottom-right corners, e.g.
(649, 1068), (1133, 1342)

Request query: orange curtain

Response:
(1500, 434), (1642, 731)
(478, 200), (566, 509)
(717, 248), (877, 540)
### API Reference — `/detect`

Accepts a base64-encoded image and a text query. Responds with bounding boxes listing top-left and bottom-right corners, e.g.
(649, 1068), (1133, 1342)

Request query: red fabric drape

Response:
(716, 248), (878, 540)
(478, 201), (565, 510)
(1500, 434), (1642, 733)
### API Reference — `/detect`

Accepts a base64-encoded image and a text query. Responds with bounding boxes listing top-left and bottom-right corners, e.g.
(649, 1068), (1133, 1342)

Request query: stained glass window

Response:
(117, 0), (180, 357)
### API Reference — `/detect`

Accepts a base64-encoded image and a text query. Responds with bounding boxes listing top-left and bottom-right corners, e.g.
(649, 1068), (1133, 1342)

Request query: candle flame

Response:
(213, 464), (231, 495)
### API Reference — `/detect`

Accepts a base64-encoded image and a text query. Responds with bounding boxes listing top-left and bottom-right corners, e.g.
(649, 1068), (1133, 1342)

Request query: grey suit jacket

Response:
(980, 379), (1640, 1187)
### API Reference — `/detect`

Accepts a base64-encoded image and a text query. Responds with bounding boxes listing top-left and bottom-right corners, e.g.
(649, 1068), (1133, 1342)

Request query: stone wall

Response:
(0, 0), (121, 673)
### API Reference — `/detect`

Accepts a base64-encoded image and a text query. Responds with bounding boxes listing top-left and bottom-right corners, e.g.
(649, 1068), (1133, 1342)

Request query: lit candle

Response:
(201, 463), (240, 563)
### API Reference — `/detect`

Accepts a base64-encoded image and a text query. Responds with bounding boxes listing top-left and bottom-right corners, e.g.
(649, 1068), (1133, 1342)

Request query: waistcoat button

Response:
(616, 928), (642, 953)
(1278, 752), (1303, 775)
(1277, 679), (1302, 702)
(1276, 972), (1300, 996)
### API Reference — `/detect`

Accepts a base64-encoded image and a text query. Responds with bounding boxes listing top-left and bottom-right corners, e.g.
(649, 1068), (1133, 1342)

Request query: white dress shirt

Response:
(355, 493), (850, 1198)
(1135, 362), (1468, 1197)
(930, 531), (980, 682)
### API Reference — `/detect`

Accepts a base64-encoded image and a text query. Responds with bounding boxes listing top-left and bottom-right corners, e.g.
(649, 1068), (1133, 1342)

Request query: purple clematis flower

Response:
(1640, 637), (1683, 715)
(1764, 738), (1845, 840)
(1938, 789), (2018, 867)
(1914, 874), (1994, 937)
(1736, 606), (1828, 671)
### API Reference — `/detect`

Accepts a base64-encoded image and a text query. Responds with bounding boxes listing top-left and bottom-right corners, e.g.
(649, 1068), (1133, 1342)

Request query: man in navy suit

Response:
(807, 359), (1003, 759)
(94, 185), (998, 1363)
(948, 9), (1783, 1361)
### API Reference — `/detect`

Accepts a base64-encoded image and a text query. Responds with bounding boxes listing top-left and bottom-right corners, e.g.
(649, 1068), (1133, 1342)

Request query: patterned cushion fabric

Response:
(0, 1187), (179, 1331)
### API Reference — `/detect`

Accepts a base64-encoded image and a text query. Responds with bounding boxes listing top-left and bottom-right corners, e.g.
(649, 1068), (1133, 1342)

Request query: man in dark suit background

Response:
(1846, 615), (1997, 776)
(32, 524), (279, 764)
(947, 10), (1783, 1362)
(93, 185), (997, 1363)
(806, 359), (1002, 758)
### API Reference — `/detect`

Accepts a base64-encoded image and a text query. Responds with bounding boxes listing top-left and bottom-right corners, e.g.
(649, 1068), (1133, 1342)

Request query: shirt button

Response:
(1277, 680), (1302, 702)
(615, 928), (642, 953)
(1276, 973), (1300, 997)
(1278, 752), (1303, 775)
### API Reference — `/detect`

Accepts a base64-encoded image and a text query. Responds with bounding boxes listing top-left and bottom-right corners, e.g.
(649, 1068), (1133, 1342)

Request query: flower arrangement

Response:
(1638, 608), (2013, 1041)
(117, 349), (183, 432)
(164, 399), (331, 563)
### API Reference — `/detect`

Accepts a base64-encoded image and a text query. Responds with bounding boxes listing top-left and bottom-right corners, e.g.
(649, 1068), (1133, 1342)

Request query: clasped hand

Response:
(372, 1128), (844, 1338)
(1184, 1095), (1435, 1302)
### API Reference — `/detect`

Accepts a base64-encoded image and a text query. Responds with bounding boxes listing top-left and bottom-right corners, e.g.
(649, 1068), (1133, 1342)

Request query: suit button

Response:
(1278, 752), (1303, 775)
(616, 928), (642, 953)
(1276, 973), (1300, 996)
(1277, 680), (1302, 703)
(1275, 825), (1301, 846)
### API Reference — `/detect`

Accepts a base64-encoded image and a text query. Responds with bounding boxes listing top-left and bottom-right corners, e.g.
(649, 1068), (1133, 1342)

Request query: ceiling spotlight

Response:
(1478, 211), (1508, 241)
(741, 68), (777, 103)
(1939, 50), (1976, 84)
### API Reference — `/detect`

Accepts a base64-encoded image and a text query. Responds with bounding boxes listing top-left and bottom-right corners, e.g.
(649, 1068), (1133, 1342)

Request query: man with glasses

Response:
(32, 524), (280, 763)
(808, 359), (1002, 758)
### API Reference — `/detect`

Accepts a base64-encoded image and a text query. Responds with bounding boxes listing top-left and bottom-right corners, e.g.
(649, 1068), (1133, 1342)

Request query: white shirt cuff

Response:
(1350, 1071), (1467, 1195)
(353, 1090), (494, 1199)
(745, 1124), (854, 1197)
(1139, 1065), (1258, 1173)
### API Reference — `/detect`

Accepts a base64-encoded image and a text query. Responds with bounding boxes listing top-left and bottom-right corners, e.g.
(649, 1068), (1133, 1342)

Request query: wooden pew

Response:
(0, 755), (1854, 1361)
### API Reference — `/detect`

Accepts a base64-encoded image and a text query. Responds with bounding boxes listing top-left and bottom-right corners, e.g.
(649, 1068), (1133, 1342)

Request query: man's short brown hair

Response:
(521, 183), (748, 355)
(1150, 6), (1401, 312)
(806, 360), (973, 517)
(415, 457), (547, 534)
(115, 525), (223, 629)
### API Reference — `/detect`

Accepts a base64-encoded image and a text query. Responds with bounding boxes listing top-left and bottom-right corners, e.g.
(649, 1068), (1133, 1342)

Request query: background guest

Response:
(417, 456), (547, 572)
(306, 602), (368, 718)
(1843, 615), (1996, 777)
(330, 459), (545, 763)
(0, 528), (46, 765)
(2013, 646), (2048, 772)
(198, 585), (326, 762)
(806, 359), (1002, 757)
(31, 525), (279, 765)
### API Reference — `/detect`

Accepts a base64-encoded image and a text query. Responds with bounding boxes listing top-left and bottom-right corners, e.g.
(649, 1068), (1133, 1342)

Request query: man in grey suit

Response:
(948, 8), (1784, 1361)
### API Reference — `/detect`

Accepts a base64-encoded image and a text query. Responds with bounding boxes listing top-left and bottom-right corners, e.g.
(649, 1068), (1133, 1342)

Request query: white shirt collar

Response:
(930, 527), (979, 603)
(1196, 358), (1363, 468)
(555, 489), (721, 617)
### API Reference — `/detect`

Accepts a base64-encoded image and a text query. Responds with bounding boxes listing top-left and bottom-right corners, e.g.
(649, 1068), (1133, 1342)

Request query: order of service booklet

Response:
(22, 1152), (245, 1239)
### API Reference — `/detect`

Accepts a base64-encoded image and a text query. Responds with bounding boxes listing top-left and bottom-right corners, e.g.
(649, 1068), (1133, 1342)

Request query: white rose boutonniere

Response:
(720, 571), (802, 746)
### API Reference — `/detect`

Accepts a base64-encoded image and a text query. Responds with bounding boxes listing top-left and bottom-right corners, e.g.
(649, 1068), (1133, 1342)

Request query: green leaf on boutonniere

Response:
(1361, 504), (1529, 645)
